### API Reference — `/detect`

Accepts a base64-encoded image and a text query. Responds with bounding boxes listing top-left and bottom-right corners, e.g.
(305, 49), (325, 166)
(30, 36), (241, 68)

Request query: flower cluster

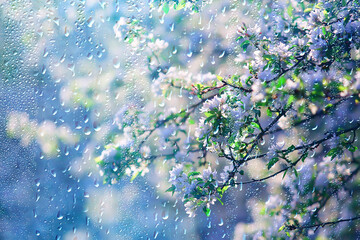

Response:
(95, 0), (360, 238)
(168, 164), (221, 217)
(113, 17), (169, 55)
(95, 143), (147, 184)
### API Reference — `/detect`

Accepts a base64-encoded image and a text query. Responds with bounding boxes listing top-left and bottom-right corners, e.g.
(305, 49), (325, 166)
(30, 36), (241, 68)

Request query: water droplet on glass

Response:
(162, 210), (169, 220)
(64, 26), (69, 37)
(154, 212), (158, 221)
(111, 163), (118, 172)
(113, 57), (120, 69)
(43, 48), (48, 58)
(35, 193), (40, 202)
(35, 178), (40, 187)
(219, 51), (225, 58)
(87, 17), (95, 27)
(87, 53), (93, 60)
(74, 143), (80, 151)
(94, 179), (99, 187)
(93, 121), (101, 131)
(84, 127), (91, 135)
(57, 211), (63, 220)
(219, 218), (224, 226)
(159, 13), (165, 24)
(170, 23), (174, 31)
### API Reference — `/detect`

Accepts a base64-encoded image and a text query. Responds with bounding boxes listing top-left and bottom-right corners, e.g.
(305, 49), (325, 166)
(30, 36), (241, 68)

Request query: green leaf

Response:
(282, 169), (288, 179)
(222, 185), (230, 193)
(130, 171), (140, 182)
(166, 185), (176, 196)
(188, 118), (195, 125)
(277, 76), (286, 88)
(285, 145), (296, 154)
(325, 147), (343, 160)
(266, 108), (273, 117)
(241, 40), (251, 51)
(127, 36), (134, 44)
(218, 185), (230, 197)
(322, 26), (326, 36)
(251, 122), (261, 129)
(259, 207), (266, 215)
(286, 95), (295, 107)
(343, 141), (358, 152)
(293, 168), (299, 178)
(163, 2), (170, 14)
(219, 86), (227, 94)
(95, 156), (104, 164)
(216, 197), (224, 205)
(301, 152), (308, 162)
(174, 0), (186, 10)
(347, 145), (358, 152)
(236, 36), (244, 41)
(248, 126), (254, 134)
(263, 54), (275, 61)
(188, 171), (201, 177)
(204, 112), (214, 118)
(287, 5), (293, 17)
(267, 157), (279, 170)
(203, 206), (211, 217)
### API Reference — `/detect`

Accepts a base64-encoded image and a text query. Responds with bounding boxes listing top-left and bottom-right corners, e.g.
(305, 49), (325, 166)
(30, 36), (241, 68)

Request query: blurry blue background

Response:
(0, 0), (257, 239)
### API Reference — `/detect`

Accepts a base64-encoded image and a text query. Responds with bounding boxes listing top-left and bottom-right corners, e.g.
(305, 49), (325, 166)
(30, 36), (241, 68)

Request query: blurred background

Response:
(0, 0), (267, 239)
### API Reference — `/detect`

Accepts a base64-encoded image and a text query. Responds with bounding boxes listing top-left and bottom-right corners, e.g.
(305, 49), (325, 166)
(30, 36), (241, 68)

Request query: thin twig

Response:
(298, 216), (360, 230)
(244, 122), (360, 163)
(265, 50), (310, 84)
(231, 150), (308, 186)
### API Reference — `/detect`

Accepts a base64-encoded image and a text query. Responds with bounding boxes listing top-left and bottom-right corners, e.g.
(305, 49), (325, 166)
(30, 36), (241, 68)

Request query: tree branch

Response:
(289, 216), (360, 231)
(231, 150), (308, 186)
(244, 122), (360, 163)
(265, 50), (310, 84)
(245, 94), (356, 138)
(220, 79), (252, 93)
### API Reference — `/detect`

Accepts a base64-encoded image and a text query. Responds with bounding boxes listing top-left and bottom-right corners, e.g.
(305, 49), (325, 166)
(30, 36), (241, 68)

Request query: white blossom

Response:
(202, 166), (217, 182)
(251, 79), (265, 102)
(201, 94), (227, 112)
(147, 39), (169, 52)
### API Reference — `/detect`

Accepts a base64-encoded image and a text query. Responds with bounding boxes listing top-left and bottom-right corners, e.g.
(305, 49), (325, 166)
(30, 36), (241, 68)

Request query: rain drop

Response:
(57, 211), (63, 220)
